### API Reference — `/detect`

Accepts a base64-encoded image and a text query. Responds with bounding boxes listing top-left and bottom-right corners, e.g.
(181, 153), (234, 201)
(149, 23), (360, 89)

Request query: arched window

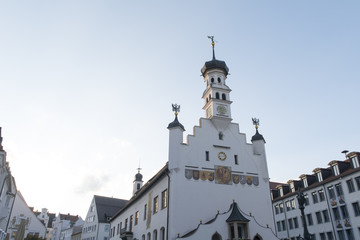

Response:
(137, 183), (140, 190)
(211, 77), (214, 83)
(206, 98), (209, 103)
(217, 77), (221, 83)
(253, 234), (263, 240)
(211, 232), (222, 240)
(147, 232), (151, 240)
(142, 235), (145, 240)
(209, 95), (211, 99)
(222, 93), (226, 100)
(160, 227), (165, 240)
(215, 92), (219, 99)
(153, 230), (157, 240)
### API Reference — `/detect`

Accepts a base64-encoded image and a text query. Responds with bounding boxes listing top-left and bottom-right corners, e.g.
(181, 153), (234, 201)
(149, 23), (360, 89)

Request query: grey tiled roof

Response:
(94, 195), (128, 223)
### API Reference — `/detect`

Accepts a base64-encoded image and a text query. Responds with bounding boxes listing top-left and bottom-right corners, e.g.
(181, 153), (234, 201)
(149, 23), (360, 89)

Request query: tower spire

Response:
(208, 36), (216, 60)
(0, 127), (3, 151)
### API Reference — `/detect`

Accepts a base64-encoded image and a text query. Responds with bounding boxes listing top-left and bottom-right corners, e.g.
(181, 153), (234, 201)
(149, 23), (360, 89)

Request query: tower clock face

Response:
(218, 152), (227, 161)
(217, 105), (227, 115)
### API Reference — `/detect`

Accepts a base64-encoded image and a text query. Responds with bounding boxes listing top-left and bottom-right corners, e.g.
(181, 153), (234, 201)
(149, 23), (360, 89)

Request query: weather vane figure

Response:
(172, 104), (181, 116)
(207, 35), (216, 59)
(252, 118), (260, 130)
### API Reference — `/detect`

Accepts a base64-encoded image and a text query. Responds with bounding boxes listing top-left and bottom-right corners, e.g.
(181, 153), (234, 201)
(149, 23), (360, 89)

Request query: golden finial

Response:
(207, 36), (216, 60)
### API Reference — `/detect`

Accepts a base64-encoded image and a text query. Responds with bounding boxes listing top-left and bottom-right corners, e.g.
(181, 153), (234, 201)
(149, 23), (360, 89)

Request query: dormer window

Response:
(351, 156), (359, 168)
(317, 172), (323, 182)
(290, 182), (295, 192)
(332, 165), (340, 176)
(303, 178), (308, 188)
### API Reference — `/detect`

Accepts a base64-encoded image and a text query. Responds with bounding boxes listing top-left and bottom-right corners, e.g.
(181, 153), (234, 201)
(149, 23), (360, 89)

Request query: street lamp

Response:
(297, 190), (312, 240)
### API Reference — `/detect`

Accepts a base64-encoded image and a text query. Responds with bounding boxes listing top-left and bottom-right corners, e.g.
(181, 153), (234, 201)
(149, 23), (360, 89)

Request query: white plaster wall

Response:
(6, 192), (46, 238)
(110, 177), (168, 240)
(168, 118), (276, 240)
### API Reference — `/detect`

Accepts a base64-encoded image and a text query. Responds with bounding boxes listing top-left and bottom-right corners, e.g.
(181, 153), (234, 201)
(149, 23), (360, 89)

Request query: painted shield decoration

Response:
(246, 176), (253, 185)
(200, 171), (208, 181)
(239, 175), (246, 185)
(193, 170), (200, 180)
(185, 169), (192, 179)
(208, 172), (214, 181)
(232, 174), (240, 184)
(253, 176), (259, 186)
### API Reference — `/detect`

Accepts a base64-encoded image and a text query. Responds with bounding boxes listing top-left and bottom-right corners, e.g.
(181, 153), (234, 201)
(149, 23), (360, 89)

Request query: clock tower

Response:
(201, 37), (232, 130)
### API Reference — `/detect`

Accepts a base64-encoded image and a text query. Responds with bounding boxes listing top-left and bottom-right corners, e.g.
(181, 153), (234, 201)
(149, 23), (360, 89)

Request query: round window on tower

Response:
(211, 77), (214, 83)
(217, 77), (221, 83)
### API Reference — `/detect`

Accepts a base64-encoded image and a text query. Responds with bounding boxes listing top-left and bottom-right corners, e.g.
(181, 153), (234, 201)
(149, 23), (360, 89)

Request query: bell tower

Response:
(201, 37), (232, 130)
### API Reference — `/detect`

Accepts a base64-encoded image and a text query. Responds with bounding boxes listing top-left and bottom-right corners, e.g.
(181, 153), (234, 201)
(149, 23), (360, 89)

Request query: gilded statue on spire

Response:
(252, 118), (260, 130)
(172, 104), (181, 116)
(207, 36), (216, 60)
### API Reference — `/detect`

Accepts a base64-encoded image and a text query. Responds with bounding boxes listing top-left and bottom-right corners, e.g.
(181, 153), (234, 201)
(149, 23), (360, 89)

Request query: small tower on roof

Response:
(168, 104), (185, 171)
(201, 36), (232, 130)
(133, 165), (143, 195)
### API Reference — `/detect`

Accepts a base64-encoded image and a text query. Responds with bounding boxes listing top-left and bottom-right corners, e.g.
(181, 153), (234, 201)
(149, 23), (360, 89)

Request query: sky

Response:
(0, 1), (359, 218)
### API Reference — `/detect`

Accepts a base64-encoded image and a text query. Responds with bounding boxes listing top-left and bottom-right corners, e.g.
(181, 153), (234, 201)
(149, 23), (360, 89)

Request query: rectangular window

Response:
(340, 205), (349, 219)
(276, 221), (281, 232)
(279, 203), (284, 213)
(333, 207), (340, 220)
(318, 189), (325, 201)
(234, 155), (238, 165)
(117, 223), (119, 235)
(352, 202), (360, 216)
(153, 196), (159, 214)
(129, 215), (133, 232)
(281, 220), (286, 231)
(293, 217), (299, 228)
(205, 151), (209, 161)
(286, 201), (291, 211)
(346, 229), (354, 240)
(347, 179), (355, 193)
(327, 232), (334, 240)
(337, 230), (345, 240)
(306, 214), (313, 225)
(335, 183), (344, 196)
(303, 178), (308, 188)
(304, 194), (309, 205)
(320, 233), (326, 240)
(351, 156), (359, 168)
(322, 210), (330, 222)
(315, 211), (322, 224)
(274, 205), (279, 214)
(328, 186), (336, 199)
(291, 199), (296, 209)
(135, 211), (139, 225)
(144, 204), (147, 220)
(161, 189), (167, 209)
(312, 191), (318, 204)
(125, 219), (128, 230)
(317, 172), (323, 182)
(354, 176), (360, 190)
(288, 218), (293, 229)
(333, 165), (340, 176)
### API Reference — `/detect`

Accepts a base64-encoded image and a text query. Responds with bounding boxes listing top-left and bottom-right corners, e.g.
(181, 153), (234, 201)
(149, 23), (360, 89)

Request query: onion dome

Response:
(201, 37), (229, 76)
(135, 172), (143, 181)
(251, 129), (265, 142)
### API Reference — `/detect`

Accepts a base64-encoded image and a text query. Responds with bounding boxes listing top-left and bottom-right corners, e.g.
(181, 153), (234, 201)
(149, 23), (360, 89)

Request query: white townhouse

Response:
(82, 195), (128, 240)
(271, 152), (360, 240)
(109, 41), (278, 240)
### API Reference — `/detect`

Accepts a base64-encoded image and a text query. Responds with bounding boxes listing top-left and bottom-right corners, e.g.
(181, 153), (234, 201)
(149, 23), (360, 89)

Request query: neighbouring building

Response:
(51, 213), (83, 240)
(271, 151), (360, 240)
(6, 191), (47, 239)
(0, 127), (17, 240)
(81, 195), (127, 240)
(109, 41), (278, 240)
(34, 208), (56, 240)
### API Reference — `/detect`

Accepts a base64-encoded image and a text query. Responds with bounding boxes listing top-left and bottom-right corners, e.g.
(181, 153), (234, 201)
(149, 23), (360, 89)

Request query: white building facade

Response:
(271, 152), (360, 240)
(109, 43), (278, 240)
(6, 191), (47, 239)
(82, 195), (127, 240)
(0, 128), (17, 240)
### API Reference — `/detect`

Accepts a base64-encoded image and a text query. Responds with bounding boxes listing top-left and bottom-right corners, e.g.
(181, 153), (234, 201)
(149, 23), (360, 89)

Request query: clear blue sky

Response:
(1, 1), (359, 218)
